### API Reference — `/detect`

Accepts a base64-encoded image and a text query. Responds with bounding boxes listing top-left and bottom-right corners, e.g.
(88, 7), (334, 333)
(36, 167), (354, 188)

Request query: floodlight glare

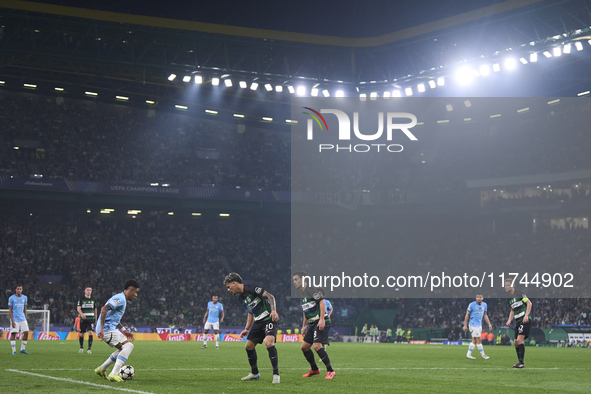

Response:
(182, 75), (191, 83)
(296, 86), (306, 96)
(543, 51), (552, 58)
(275, 85), (283, 92)
(492, 64), (501, 72)
(288, 86), (295, 94)
(383, 91), (391, 98)
(417, 83), (425, 93)
(530, 53), (538, 62)
(454, 66), (474, 85)
(575, 41), (583, 51)
(322, 89), (330, 97)
(250, 82), (258, 90)
(479, 65), (490, 76)
(194, 75), (203, 84)
(504, 58), (517, 70)
(212, 77), (220, 85)
(370, 92), (378, 100)
(428, 80), (436, 89)
(239, 81), (247, 88)
(335, 90), (344, 97)
(519, 58), (528, 65)
(563, 44), (571, 54)
(392, 90), (402, 97)
(311, 88), (319, 97)
(553, 47), (561, 57)
(437, 77), (445, 86)
(224, 79), (232, 87)
(404, 87), (413, 96)
(168, 74), (176, 81)
(264, 84), (273, 91)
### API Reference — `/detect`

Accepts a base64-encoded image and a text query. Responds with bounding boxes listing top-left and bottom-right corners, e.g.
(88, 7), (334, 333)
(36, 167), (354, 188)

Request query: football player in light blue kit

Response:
(8, 285), (30, 355)
(463, 294), (492, 359)
(202, 295), (224, 349)
(94, 280), (140, 382)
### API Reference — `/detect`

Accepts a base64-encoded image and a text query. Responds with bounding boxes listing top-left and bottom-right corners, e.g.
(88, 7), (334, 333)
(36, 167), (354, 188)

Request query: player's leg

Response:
(87, 328), (94, 353)
(79, 323), (86, 353)
(10, 331), (17, 355)
(512, 324), (525, 368)
(475, 336), (488, 359)
(96, 332), (120, 379)
(263, 321), (279, 383)
(202, 324), (210, 348)
(19, 321), (30, 354)
(466, 326), (479, 359)
(108, 339), (134, 381)
(313, 324), (335, 379)
(241, 339), (261, 380)
(301, 340), (320, 377)
(214, 322), (220, 348)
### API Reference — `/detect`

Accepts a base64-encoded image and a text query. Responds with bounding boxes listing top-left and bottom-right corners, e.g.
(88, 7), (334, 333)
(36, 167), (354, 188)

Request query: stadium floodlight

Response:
(168, 212), (174, 215)
(437, 77), (444, 86)
(577, 91), (590, 96)
(168, 74), (176, 81)
(563, 44), (572, 54)
(464, 117), (472, 121)
(224, 79), (232, 87)
(547, 98), (560, 105)
(192, 213), (202, 216)
(464, 100), (472, 107)
(517, 107), (529, 113)
(454, 66), (474, 85)
(504, 58), (517, 70)
(264, 84), (273, 91)
(296, 86), (306, 96)
(262, 117), (273, 122)
(233, 114), (245, 118)
(479, 65), (490, 76)
(194, 75), (203, 84)
(404, 87), (413, 96)
(250, 82), (258, 90)
(55, 87), (64, 91)
(175, 105), (188, 110)
(183, 75), (191, 83)
(575, 41), (583, 51)
(553, 47), (561, 57)
(212, 77), (220, 85)
(205, 109), (218, 114)
(530, 53), (538, 62)
(437, 120), (449, 124)
(85, 91), (98, 96)
(311, 88), (319, 97)
(359, 93), (367, 101)
(150, 183), (159, 186)
(543, 51), (552, 58)
(492, 64), (501, 72)
(383, 91), (391, 98)
(428, 80), (436, 89)
(446, 104), (453, 112)
(588, 39), (591, 46)
(490, 114), (501, 118)
(146, 100), (155, 104)
(24, 83), (37, 88)
(392, 90), (401, 97)
(239, 81), (247, 88)
(336, 90), (344, 97)
(0, 81), (5, 85)
(288, 86), (295, 94)
(417, 83), (426, 93)
(370, 92), (378, 100)
(285, 119), (298, 124)
(116, 96), (129, 101)
(13, 146), (19, 150)
(519, 58), (528, 65)
(322, 89), (330, 97)
(219, 213), (230, 217)
(275, 85), (283, 92)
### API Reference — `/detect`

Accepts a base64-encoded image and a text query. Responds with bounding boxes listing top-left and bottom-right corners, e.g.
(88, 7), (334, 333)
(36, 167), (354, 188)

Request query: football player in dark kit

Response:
(224, 272), (280, 384)
(505, 278), (533, 369)
(77, 286), (99, 354)
(292, 271), (336, 380)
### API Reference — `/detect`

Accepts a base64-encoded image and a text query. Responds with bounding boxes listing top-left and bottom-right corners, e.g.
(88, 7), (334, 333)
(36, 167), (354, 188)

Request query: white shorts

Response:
(204, 322), (220, 331)
(10, 320), (30, 334)
(102, 330), (127, 348)
(469, 325), (482, 338)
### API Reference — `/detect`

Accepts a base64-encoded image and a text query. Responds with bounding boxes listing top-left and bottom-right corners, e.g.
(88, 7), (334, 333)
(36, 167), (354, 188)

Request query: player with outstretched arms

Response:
(8, 285), (30, 355)
(505, 278), (533, 369)
(463, 294), (492, 359)
(224, 272), (280, 384)
(77, 285), (99, 354)
(202, 295), (224, 349)
(94, 280), (140, 382)
(293, 271), (336, 380)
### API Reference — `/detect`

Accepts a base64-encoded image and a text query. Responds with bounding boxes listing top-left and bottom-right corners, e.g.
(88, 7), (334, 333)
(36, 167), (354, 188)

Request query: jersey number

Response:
(518, 325), (523, 333)
(266, 323), (274, 331)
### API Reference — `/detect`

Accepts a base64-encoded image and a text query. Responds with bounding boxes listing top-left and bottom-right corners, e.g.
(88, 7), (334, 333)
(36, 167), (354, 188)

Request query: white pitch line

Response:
(6, 370), (155, 394)
(19, 367), (587, 371)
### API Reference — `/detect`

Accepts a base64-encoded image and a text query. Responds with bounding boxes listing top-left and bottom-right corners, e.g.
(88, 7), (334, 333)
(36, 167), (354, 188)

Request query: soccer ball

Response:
(120, 365), (135, 380)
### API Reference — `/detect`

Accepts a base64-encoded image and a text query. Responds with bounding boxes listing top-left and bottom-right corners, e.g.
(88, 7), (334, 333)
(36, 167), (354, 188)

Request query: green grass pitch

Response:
(1, 341), (590, 393)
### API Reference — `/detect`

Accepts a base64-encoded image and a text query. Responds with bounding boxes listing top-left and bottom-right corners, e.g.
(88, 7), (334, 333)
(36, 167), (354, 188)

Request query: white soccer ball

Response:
(120, 365), (135, 380)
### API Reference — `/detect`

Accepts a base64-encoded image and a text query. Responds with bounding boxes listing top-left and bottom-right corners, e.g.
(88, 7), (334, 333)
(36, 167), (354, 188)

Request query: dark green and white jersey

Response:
(238, 284), (272, 322)
(508, 289), (530, 324)
(78, 297), (99, 322)
(300, 286), (330, 325)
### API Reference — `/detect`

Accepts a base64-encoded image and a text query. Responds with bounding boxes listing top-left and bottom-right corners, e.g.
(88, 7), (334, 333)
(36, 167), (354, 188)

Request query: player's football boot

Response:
(79, 348), (84, 353)
(95, 367), (107, 379)
(241, 373), (261, 381)
(215, 345), (219, 349)
(482, 355), (490, 359)
(272, 374), (280, 384)
(107, 373), (125, 382)
(87, 349), (92, 354)
(466, 355), (476, 359)
(512, 363), (525, 369)
(20, 349), (30, 355)
(201, 344), (207, 349)
(325, 371), (336, 380)
(12, 351), (17, 355)
(302, 369), (320, 377)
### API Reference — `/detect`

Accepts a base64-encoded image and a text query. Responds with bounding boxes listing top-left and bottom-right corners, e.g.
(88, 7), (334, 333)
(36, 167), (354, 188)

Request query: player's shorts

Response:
(102, 330), (127, 348)
(469, 325), (482, 338)
(10, 320), (29, 334)
(80, 320), (95, 333)
(204, 321), (220, 331)
(515, 321), (531, 339)
(303, 322), (331, 345)
(247, 319), (278, 344)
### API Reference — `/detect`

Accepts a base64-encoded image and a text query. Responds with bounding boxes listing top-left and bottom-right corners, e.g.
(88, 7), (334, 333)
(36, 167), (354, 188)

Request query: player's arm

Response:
(327, 307), (333, 319)
(523, 299), (532, 324)
(301, 311), (308, 336)
(462, 310), (470, 331)
(262, 290), (279, 322)
(506, 309), (514, 326)
(318, 299), (326, 330)
(203, 310), (209, 324)
(97, 304), (111, 339)
(77, 304), (86, 319)
(240, 313), (254, 338)
(8, 306), (15, 328)
(483, 311), (492, 331)
(24, 304), (27, 321)
(116, 322), (134, 341)
(220, 310), (224, 323)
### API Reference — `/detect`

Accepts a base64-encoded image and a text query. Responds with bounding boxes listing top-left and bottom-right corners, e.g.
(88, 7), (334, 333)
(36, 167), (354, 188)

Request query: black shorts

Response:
(247, 319), (278, 344)
(80, 320), (95, 333)
(515, 321), (531, 339)
(303, 322), (331, 345)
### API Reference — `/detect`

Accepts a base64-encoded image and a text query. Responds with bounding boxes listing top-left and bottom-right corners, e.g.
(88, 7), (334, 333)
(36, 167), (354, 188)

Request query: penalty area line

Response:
(6, 369), (155, 394)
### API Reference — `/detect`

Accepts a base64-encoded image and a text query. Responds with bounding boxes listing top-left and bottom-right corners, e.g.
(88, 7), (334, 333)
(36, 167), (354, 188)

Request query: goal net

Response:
(0, 309), (50, 335)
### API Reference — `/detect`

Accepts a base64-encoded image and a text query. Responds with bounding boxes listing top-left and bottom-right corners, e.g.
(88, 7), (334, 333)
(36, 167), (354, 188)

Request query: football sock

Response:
(515, 345), (520, 361)
(88, 335), (93, 349)
(21, 341), (27, 350)
(246, 349), (259, 374)
(11, 340), (16, 353)
(477, 344), (485, 356)
(79, 335), (84, 349)
(203, 334), (207, 345)
(100, 350), (120, 371)
(518, 344), (525, 363)
(467, 343), (475, 355)
(267, 345), (279, 375)
(112, 343), (134, 375)
(303, 349), (319, 371)
(316, 348), (334, 372)
(215, 334), (219, 347)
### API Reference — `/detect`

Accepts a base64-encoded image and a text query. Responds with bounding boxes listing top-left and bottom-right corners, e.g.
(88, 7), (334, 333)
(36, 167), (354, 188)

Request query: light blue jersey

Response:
(96, 292), (127, 332)
(467, 301), (487, 328)
(324, 299), (333, 317)
(8, 294), (27, 322)
(206, 301), (223, 323)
